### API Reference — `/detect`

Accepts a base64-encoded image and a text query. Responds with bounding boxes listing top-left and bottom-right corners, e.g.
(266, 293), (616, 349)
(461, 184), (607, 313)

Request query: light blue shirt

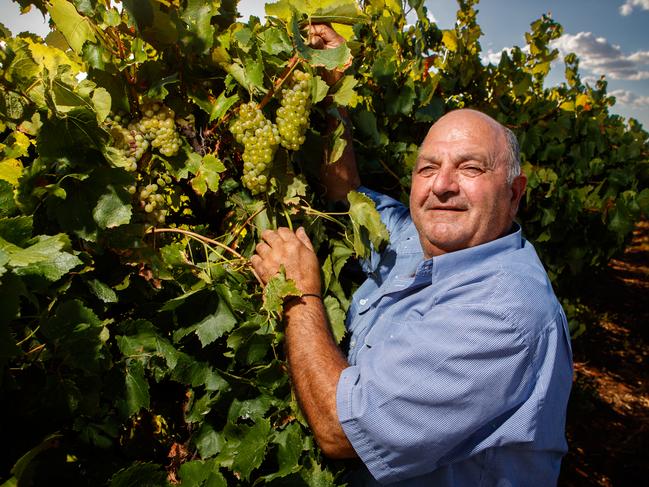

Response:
(336, 188), (573, 486)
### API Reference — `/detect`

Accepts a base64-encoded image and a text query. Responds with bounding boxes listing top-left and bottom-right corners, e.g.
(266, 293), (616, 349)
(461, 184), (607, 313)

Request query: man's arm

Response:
(250, 227), (357, 458)
(308, 24), (361, 202)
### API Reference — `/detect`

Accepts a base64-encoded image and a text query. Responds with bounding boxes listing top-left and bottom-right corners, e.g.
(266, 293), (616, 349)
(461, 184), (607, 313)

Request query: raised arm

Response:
(308, 24), (361, 202)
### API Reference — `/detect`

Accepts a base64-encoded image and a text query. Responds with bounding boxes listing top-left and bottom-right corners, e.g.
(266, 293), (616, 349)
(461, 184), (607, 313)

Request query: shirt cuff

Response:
(336, 366), (401, 485)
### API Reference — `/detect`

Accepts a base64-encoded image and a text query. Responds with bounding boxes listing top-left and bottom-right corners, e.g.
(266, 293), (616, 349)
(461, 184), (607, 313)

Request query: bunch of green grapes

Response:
(230, 102), (280, 195)
(127, 168), (173, 225)
(135, 101), (182, 158)
(105, 113), (149, 172)
(276, 70), (312, 151)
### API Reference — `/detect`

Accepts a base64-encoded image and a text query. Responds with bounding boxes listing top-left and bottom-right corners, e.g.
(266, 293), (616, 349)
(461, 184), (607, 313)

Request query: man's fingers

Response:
(277, 227), (294, 241)
(255, 241), (270, 256)
(309, 34), (325, 49)
(296, 227), (315, 251)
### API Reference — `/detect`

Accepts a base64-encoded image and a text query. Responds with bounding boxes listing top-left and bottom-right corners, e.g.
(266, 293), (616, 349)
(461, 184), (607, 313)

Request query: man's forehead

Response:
(418, 112), (505, 160)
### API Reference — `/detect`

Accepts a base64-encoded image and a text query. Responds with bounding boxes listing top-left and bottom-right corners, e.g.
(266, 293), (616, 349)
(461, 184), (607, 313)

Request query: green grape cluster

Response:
(135, 101), (182, 158)
(105, 102), (182, 172)
(128, 168), (173, 225)
(105, 113), (148, 172)
(276, 70), (312, 151)
(230, 102), (280, 195)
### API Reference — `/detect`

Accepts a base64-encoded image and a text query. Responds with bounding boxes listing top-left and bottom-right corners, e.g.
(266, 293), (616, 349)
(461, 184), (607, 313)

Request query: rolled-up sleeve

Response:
(336, 304), (537, 484)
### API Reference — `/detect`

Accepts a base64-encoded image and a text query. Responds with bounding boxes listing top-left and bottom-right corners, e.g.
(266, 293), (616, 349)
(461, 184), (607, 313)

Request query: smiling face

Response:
(409, 109), (527, 258)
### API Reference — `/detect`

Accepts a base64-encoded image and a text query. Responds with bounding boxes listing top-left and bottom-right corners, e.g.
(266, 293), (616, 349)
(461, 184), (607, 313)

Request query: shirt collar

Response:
(416, 223), (523, 282)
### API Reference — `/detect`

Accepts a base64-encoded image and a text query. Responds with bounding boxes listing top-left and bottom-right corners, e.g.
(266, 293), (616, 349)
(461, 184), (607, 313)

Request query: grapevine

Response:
(0, 0), (646, 486)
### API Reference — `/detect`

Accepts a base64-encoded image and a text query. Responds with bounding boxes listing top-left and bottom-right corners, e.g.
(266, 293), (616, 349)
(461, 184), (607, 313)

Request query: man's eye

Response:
(461, 165), (484, 175)
(418, 165), (438, 176)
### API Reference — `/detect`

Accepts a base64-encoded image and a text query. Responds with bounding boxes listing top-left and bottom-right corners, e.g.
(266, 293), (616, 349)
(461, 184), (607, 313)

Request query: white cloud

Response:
(609, 89), (649, 107)
(619, 0), (649, 16)
(480, 46), (529, 66)
(551, 32), (649, 80)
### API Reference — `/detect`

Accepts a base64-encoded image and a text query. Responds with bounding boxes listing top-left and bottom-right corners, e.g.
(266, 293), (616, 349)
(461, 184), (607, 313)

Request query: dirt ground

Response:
(558, 221), (649, 486)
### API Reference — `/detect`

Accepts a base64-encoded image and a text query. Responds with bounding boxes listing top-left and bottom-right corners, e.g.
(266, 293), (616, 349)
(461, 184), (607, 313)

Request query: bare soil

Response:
(559, 221), (649, 486)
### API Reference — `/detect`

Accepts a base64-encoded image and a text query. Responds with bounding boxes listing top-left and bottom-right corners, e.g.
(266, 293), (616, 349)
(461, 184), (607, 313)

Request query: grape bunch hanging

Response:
(105, 101), (183, 225)
(230, 69), (313, 195)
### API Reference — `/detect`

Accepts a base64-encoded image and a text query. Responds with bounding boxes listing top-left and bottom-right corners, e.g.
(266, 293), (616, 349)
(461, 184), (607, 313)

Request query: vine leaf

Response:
(93, 185), (132, 229)
(190, 154), (226, 196)
(124, 360), (150, 417)
(347, 191), (389, 259)
(219, 418), (272, 481)
(178, 459), (226, 486)
(108, 462), (168, 487)
(47, 0), (97, 54)
(195, 298), (237, 347)
(0, 233), (82, 281)
(262, 270), (302, 315)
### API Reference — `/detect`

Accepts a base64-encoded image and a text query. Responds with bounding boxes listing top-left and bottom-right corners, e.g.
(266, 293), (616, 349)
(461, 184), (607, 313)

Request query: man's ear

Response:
(510, 174), (527, 217)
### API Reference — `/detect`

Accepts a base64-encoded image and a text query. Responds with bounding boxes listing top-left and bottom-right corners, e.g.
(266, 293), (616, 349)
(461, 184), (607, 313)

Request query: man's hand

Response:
(307, 23), (345, 50)
(307, 24), (349, 86)
(251, 227), (321, 296)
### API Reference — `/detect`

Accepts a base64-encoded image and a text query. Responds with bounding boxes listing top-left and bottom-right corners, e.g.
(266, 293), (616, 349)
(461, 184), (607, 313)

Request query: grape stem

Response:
(257, 55), (300, 111)
(146, 227), (264, 286)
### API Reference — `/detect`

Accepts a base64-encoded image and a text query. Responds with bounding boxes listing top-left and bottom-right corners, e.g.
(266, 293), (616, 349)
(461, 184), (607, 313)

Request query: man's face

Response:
(409, 110), (526, 258)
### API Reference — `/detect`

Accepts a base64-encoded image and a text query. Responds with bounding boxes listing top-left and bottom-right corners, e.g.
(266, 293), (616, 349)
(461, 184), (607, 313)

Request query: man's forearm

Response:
(320, 107), (361, 202)
(283, 296), (357, 459)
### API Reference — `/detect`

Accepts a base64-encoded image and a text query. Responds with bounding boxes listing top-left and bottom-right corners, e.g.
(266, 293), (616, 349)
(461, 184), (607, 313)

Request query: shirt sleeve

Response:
(336, 303), (543, 484)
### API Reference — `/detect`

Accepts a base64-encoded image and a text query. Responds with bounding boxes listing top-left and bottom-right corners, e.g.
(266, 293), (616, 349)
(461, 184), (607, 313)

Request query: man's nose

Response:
(432, 165), (459, 197)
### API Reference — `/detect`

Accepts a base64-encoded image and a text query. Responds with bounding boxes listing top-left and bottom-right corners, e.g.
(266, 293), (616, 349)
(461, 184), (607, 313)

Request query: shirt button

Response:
(359, 299), (367, 305)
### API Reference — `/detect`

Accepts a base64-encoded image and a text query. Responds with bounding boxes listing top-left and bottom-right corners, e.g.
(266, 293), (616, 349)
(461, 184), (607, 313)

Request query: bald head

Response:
(429, 109), (521, 184)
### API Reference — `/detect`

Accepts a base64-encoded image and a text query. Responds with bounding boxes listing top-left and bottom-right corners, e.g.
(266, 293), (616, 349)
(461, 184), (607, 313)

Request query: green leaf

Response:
(124, 360), (150, 416)
(194, 423), (225, 458)
(117, 320), (180, 370)
(179, 459), (225, 487)
(323, 295), (346, 344)
(347, 191), (389, 258)
(47, 0), (97, 54)
(87, 278), (118, 303)
(332, 75), (357, 106)
(262, 271), (302, 315)
(259, 27), (293, 55)
(195, 298), (237, 347)
(2, 233), (82, 282)
(109, 462), (168, 487)
(0, 180), (17, 217)
(181, 0), (219, 53)
(93, 185), (132, 229)
(272, 423), (303, 478)
(0, 216), (32, 246)
(191, 154), (226, 196)
(41, 299), (109, 373)
(121, 0), (154, 30)
(220, 419), (271, 481)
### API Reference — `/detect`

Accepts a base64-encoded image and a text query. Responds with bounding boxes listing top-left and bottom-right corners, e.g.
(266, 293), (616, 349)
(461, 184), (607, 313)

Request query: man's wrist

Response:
(284, 293), (322, 308)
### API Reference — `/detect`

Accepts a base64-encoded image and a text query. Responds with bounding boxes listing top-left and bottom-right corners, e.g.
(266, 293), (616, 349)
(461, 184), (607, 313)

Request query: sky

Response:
(1, 0), (648, 127)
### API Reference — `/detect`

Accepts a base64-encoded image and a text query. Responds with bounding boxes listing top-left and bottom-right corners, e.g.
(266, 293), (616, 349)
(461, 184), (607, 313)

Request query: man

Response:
(250, 29), (573, 487)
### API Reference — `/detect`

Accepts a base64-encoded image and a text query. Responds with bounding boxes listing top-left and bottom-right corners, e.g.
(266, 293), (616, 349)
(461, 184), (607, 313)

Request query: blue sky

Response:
(2, 0), (648, 127)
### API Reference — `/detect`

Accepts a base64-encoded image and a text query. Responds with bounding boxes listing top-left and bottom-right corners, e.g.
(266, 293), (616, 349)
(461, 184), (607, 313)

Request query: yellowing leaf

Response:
(575, 94), (591, 108)
(442, 30), (458, 52)
(47, 0), (97, 54)
(27, 38), (82, 75)
(0, 159), (23, 186)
